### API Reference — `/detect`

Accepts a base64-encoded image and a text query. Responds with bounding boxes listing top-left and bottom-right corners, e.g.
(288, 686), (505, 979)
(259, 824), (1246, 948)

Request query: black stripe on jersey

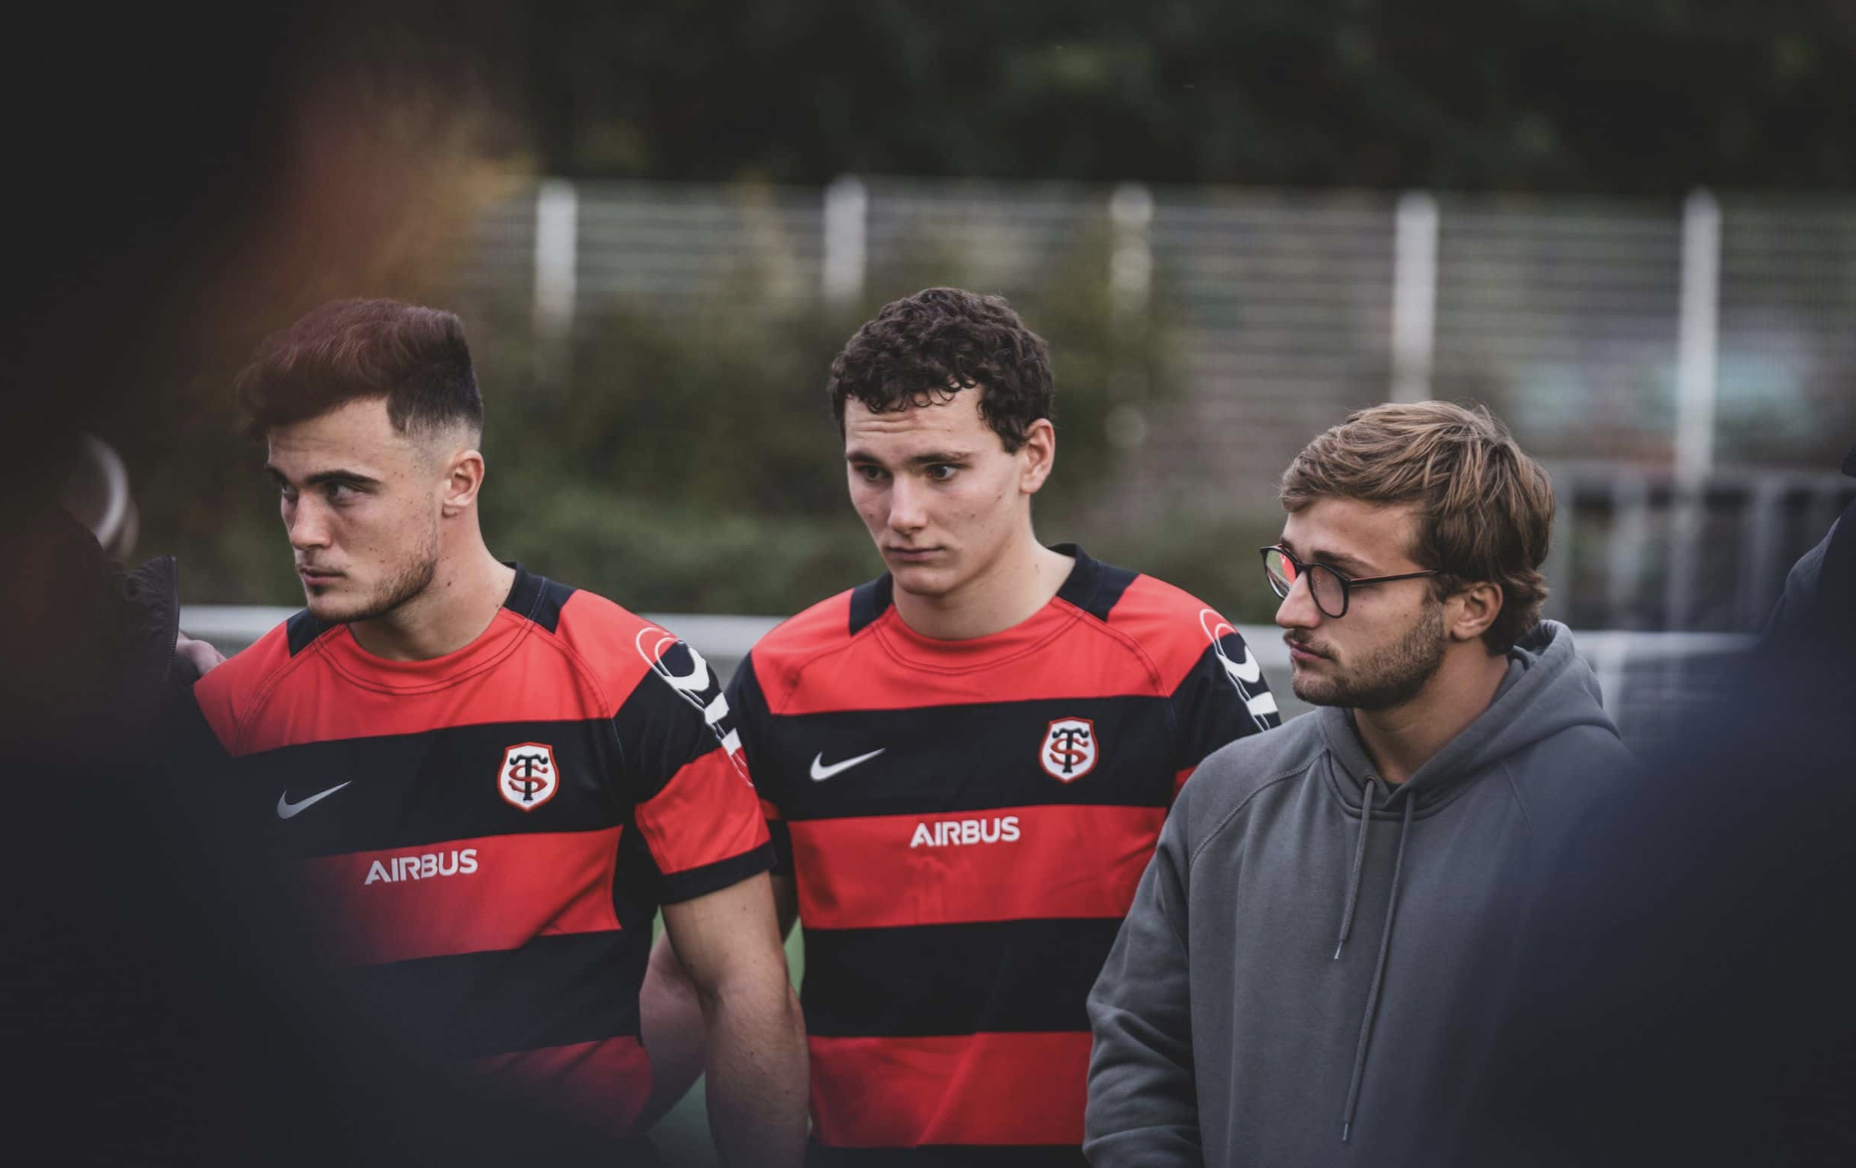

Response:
(766, 697), (1175, 822)
(338, 930), (642, 1060)
(800, 918), (1123, 1037)
(1050, 544), (1136, 623)
(286, 609), (330, 656)
(612, 639), (731, 803)
(662, 841), (776, 904)
(809, 1145), (1086, 1168)
(1169, 637), (1280, 770)
(766, 818), (794, 874)
(243, 718), (623, 858)
(848, 576), (893, 636)
(500, 563), (575, 633)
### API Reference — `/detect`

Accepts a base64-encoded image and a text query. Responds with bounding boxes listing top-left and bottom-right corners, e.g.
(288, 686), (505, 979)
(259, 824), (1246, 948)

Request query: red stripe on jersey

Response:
(232, 628), (613, 754)
(788, 804), (1165, 930)
(1172, 765), (1194, 799)
(809, 1031), (1090, 1148)
(1104, 574), (1245, 694)
(759, 613), (1168, 715)
(635, 747), (770, 876)
(470, 1035), (652, 1139)
(759, 797), (785, 823)
(297, 827), (623, 967)
(207, 595), (676, 755)
(193, 621), (294, 749)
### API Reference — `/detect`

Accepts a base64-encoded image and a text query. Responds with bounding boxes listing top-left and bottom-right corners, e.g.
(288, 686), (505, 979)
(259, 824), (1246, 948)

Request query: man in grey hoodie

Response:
(1084, 401), (1633, 1166)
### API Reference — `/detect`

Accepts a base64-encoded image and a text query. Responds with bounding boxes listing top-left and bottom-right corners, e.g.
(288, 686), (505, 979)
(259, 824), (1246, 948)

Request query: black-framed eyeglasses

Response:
(1258, 545), (1439, 619)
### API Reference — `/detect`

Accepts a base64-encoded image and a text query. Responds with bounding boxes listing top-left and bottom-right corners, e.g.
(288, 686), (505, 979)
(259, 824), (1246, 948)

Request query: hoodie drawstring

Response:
(1333, 777), (1379, 959)
(1339, 792), (1414, 1143)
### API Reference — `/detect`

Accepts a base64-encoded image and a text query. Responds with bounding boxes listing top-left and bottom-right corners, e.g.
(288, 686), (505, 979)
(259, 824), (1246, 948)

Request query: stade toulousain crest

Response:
(499, 742), (559, 811)
(1040, 718), (1098, 783)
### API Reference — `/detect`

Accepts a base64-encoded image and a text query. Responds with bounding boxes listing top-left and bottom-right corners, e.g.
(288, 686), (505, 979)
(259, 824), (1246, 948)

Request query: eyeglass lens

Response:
(1263, 549), (1346, 617)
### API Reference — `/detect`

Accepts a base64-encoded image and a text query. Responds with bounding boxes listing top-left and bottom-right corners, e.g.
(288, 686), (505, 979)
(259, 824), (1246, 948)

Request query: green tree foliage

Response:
(141, 230), (1193, 617)
(518, 0), (1856, 193)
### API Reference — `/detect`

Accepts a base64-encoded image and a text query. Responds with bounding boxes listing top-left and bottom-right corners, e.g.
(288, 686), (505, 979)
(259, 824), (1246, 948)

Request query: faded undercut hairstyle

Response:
(235, 298), (482, 440)
(828, 287), (1054, 452)
(1280, 401), (1555, 653)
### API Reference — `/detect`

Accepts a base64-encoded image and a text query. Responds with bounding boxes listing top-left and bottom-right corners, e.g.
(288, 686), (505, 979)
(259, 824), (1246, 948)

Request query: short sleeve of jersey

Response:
(724, 649), (792, 876)
(1168, 614), (1281, 796)
(613, 639), (773, 903)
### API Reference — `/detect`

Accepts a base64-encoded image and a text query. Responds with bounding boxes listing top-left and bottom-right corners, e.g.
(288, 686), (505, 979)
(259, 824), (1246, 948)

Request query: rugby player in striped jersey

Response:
(642, 288), (1279, 1166)
(188, 300), (806, 1164)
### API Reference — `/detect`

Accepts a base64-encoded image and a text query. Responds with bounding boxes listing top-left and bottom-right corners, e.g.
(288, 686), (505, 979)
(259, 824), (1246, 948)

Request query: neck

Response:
(349, 540), (516, 662)
(1350, 645), (1510, 784)
(893, 534), (1074, 641)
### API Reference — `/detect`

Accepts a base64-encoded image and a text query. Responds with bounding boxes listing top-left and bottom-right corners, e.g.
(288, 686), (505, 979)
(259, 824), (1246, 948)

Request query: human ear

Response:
(1446, 580), (1504, 644)
(440, 448), (486, 516)
(1019, 418), (1057, 495)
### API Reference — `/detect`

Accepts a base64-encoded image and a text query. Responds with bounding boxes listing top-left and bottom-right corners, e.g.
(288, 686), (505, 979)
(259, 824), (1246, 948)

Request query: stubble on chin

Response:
(308, 535), (441, 626)
(1291, 602), (1446, 711)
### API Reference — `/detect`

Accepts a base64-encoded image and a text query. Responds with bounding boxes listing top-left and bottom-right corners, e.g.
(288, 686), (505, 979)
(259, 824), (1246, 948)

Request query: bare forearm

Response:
(703, 979), (808, 1168)
(637, 933), (710, 1132)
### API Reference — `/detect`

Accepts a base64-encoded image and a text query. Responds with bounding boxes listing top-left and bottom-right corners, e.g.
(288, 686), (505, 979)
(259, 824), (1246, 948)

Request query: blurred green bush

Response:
(133, 223), (1288, 626)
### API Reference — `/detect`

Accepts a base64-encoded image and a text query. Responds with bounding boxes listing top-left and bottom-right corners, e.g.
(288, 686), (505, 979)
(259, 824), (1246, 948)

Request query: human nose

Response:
(286, 495), (333, 550)
(1274, 569), (1321, 631)
(887, 476), (928, 534)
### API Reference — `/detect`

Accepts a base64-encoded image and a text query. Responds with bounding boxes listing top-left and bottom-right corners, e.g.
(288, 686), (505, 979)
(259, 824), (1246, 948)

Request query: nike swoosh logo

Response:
(810, 748), (886, 782)
(276, 781), (352, 820)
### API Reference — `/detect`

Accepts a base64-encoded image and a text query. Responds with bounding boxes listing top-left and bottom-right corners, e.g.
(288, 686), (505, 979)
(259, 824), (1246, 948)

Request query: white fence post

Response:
(1668, 190), (1721, 630)
(1674, 190), (1721, 487)
(1109, 183), (1154, 326)
(533, 179), (579, 343)
(1390, 191), (1439, 403)
(822, 175), (868, 307)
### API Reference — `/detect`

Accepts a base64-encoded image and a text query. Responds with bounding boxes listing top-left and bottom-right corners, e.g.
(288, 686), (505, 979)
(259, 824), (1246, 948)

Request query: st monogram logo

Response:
(498, 742), (559, 811)
(1040, 718), (1098, 783)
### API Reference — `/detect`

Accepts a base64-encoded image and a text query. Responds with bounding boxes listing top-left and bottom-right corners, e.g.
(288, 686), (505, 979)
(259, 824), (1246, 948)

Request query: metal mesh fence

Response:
(429, 178), (1856, 630)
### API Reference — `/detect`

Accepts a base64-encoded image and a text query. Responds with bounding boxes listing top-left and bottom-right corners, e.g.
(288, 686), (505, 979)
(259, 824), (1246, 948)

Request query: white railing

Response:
(438, 179), (1856, 631)
(180, 606), (1751, 742)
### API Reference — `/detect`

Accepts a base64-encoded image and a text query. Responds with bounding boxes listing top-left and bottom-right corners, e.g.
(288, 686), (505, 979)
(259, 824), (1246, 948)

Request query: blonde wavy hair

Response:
(1279, 401), (1555, 653)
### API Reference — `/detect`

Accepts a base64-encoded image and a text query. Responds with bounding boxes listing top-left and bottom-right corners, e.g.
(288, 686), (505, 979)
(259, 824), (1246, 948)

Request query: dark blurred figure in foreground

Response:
(2, 4), (688, 1163)
(1457, 449), (1856, 1167)
(1765, 443), (1856, 664)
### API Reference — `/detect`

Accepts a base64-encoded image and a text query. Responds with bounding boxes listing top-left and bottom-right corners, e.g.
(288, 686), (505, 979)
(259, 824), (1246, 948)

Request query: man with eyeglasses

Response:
(1084, 401), (1633, 1167)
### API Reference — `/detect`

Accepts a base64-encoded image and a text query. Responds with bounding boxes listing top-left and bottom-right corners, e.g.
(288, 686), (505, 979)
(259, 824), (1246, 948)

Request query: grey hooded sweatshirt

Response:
(1084, 621), (1632, 1166)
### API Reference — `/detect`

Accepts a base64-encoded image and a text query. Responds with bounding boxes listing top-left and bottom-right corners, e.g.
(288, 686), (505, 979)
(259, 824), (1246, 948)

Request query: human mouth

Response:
(884, 546), (942, 564)
(298, 567), (344, 586)
(1285, 636), (1329, 664)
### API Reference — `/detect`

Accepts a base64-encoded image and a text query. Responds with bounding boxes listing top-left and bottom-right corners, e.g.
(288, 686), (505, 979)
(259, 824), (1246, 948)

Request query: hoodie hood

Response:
(1317, 620), (1617, 813)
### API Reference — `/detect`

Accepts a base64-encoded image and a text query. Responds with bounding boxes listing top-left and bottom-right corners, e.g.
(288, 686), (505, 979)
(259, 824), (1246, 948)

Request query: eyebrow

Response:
(845, 448), (974, 467)
(1278, 538), (1375, 576)
(266, 464), (383, 489)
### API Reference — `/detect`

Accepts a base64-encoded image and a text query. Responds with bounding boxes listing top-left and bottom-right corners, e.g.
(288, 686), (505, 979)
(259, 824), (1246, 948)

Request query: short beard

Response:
(1292, 599), (1446, 711)
(317, 521), (440, 626)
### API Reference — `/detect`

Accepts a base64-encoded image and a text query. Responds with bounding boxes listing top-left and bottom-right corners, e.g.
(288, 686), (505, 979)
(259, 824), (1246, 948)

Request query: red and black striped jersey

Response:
(729, 545), (1279, 1167)
(191, 565), (771, 1139)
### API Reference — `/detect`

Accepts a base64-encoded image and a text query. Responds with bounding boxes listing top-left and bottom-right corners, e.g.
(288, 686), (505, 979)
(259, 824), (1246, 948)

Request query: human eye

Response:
(324, 481), (364, 504)
(925, 463), (960, 482)
(853, 464), (889, 484)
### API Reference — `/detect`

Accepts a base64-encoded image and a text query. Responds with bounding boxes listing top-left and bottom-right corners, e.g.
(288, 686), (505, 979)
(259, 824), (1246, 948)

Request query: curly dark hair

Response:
(827, 287), (1054, 451)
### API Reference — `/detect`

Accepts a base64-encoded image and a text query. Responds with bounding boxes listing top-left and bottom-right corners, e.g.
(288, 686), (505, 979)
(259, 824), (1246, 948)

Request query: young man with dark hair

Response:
(1085, 402), (1633, 1167)
(644, 287), (1279, 1165)
(190, 299), (807, 1164)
